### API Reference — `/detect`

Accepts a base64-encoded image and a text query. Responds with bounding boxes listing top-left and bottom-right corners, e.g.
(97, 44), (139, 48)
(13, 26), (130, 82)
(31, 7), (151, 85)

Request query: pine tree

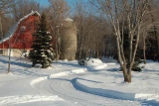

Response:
(29, 13), (55, 68)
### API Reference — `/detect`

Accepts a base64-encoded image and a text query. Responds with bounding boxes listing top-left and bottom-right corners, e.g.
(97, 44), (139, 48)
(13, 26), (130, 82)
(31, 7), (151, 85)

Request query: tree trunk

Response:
(123, 72), (131, 82)
(56, 54), (60, 61)
(8, 43), (12, 73)
(143, 35), (146, 64)
(123, 64), (132, 83)
(125, 74), (131, 82)
(127, 67), (132, 82)
(121, 64), (132, 82)
(55, 28), (61, 61)
(122, 66), (128, 82)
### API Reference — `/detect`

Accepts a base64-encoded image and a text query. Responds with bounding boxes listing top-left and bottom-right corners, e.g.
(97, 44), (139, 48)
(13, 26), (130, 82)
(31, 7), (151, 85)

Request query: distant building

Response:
(60, 18), (77, 60)
(0, 11), (40, 57)
(0, 12), (77, 60)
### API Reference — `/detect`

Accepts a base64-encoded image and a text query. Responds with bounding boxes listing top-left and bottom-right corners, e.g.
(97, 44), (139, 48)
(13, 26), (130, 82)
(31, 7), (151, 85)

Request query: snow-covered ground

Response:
(0, 56), (159, 106)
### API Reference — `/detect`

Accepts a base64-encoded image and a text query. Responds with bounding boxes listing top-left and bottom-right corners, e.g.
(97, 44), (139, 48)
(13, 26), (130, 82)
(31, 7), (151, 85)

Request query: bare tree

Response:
(138, 1), (159, 63)
(148, 3), (159, 61)
(0, 0), (13, 13)
(0, 0), (14, 39)
(47, 0), (70, 60)
(73, 1), (115, 59)
(0, 0), (16, 73)
(11, 0), (41, 22)
(91, 0), (154, 82)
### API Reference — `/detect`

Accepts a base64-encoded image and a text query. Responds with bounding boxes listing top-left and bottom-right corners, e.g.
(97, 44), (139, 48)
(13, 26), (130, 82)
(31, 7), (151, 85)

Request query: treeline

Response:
(0, 0), (159, 61)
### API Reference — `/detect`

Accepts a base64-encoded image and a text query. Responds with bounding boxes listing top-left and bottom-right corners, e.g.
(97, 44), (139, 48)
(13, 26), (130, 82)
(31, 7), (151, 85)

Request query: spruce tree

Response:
(29, 13), (55, 68)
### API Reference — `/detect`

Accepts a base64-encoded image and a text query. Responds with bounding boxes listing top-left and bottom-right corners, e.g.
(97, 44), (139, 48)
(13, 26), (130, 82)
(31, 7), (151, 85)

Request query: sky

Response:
(34, 0), (79, 7)
(34, 0), (89, 16)
(34, 0), (88, 9)
(34, 0), (49, 6)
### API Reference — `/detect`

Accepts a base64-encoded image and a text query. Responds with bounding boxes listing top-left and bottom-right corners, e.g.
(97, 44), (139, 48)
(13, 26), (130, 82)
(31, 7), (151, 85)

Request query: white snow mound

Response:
(86, 58), (107, 70)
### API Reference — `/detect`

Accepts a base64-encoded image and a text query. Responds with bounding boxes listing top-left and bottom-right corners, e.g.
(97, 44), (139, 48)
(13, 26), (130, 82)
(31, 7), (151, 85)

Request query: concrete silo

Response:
(60, 18), (77, 60)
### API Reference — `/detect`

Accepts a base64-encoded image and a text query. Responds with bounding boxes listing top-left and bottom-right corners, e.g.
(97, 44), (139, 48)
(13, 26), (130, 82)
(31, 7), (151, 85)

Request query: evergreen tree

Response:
(29, 13), (55, 68)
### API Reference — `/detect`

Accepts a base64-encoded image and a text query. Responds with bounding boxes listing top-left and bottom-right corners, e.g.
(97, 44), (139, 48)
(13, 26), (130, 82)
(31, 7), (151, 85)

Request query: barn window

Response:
(21, 26), (26, 31)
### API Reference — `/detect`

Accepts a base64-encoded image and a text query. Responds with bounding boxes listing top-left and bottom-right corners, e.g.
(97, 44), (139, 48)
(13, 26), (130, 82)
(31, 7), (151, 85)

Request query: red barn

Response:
(0, 11), (40, 57)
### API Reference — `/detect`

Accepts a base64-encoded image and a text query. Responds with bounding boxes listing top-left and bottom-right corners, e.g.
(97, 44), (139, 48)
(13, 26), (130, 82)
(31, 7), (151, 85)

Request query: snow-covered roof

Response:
(64, 18), (73, 22)
(0, 11), (40, 44)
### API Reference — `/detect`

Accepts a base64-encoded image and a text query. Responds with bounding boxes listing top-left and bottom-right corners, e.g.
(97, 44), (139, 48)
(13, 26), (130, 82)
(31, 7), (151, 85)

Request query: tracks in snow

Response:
(32, 71), (140, 106)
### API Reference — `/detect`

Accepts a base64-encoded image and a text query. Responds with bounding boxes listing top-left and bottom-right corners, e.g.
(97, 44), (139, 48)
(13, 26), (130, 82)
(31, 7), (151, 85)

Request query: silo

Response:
(60, 18), (77, 60)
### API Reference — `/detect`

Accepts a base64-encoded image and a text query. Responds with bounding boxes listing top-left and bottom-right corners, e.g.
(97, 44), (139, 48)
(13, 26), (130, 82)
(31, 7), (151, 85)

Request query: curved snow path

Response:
(32, 73), (140, 106)
(0, 75), (77, 106)
(31, 68), (159, 106)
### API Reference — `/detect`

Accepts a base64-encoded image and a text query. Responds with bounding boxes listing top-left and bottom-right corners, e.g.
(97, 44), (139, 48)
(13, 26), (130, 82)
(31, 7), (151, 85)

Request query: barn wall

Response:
(0, 49), (13, 56)
(0, 13), (40, 58)
(60, 19), (77, 60)
(0, 14), (40, 49)
(13, 49), (23, 57)
(0, 49), (29, 57)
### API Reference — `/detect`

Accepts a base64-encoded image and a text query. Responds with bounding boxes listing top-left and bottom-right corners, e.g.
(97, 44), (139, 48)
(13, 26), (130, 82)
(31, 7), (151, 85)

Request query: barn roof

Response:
(0, 11), (40, 44)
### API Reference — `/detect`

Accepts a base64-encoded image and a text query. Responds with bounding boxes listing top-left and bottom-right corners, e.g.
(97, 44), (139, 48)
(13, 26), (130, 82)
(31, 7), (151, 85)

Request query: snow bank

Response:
(31, 68), (87, 86)
(135, 93), (159, 101)
(73, 78), (159, 103)
(30, 76), (48, 86)
(49, 68), (86, 78)
(73, 78), (135, 100)
(86, 58), (107, 70)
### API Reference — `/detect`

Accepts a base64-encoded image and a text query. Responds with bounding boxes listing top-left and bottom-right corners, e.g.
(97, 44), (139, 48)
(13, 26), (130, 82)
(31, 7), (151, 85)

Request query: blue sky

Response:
(34, 0), (77, 7)
(34, 0), (89, 15)
(34, 0), (49, 6)
(34, 0), (88, 8)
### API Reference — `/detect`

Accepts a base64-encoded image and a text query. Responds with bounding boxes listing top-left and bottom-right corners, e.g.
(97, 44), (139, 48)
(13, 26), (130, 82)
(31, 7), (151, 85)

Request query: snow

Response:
(65, 18), (73, 22)
(0, 11), (40, 44)
(86, 58), (107, 70)
(0, 56), (159, 106)
(0, 95), (64, 105)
